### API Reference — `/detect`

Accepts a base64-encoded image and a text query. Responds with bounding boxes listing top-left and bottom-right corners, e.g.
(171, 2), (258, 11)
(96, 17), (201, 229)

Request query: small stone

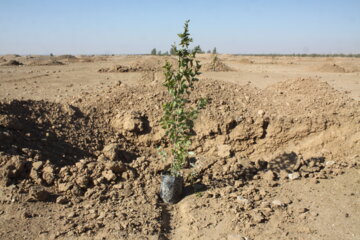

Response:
(288, 172), (300, 180)
(75, 162), (85, 170)
(260, 201), (270, 208)
(308, 161), (315, 168)
(257, 110), (265, 116)
(251, 211), (265, 223)
(29, 169), (43, 184)
(271, 200), (284, 208)
(253, 195), (262, 201)
(102, 143), (120, 161)
(3, 156), (25, 180)
(310, 211), (319, 217)
(236, 196), (250, 205)
(102, 170), (116, 181)
(263, 170), (276, 181)
(105, 161), (125, 173)
(32, 161), (43, 171)
(29, 186), (51, 202)
(76, 176), (90, 188)
(58, 182), (72, 192)
(42, 165), (54, 174)
(122, 112), (145, 133)
(253, 175), (261, 180)
(217, 144), (232, 158)
(97, 154), (107, 162)
(42, 171), (55, 185)
(56, 196), (69, 204)
(113, 183), (124, 189)
(121, 171), (130, 180)
(227, 234), (251, 240)
(67, 212), (76, 218)
(325, 161), (335, 167)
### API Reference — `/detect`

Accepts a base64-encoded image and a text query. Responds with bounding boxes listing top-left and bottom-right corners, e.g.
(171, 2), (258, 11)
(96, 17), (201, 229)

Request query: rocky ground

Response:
(0, 54), (359, 239)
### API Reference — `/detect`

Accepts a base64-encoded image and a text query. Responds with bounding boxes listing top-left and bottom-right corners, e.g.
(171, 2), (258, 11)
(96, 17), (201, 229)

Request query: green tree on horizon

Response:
(212, 47), (217, 54)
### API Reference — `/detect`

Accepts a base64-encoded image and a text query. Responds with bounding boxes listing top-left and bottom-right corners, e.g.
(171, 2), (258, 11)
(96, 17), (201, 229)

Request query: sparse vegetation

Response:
(193, 45), (204, 54)
(212, 47), (217, 54)
(170, 46), (176, 55)
(210, 54), (219, 71)
(160, 20), (207, 176)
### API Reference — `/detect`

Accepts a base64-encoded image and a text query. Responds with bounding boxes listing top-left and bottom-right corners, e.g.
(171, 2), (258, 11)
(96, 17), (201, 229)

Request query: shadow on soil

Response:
(0, 100), (93, 167)
(0, 100), (140, 167)
(197, 151), (325, 190)
(159, 204), (172, 240)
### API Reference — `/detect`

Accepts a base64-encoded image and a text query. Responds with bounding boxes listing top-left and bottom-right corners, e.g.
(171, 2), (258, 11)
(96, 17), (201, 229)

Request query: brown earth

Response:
(0, 54), (359, 240)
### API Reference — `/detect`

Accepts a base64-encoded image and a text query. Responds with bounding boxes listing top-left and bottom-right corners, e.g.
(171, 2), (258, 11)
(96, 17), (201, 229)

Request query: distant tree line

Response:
(151, 46), (217, 55)
(234, 53), (360, 58)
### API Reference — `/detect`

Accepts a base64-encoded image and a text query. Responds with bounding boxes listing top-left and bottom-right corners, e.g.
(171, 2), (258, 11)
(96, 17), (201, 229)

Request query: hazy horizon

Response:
(1, 0), (359, 55)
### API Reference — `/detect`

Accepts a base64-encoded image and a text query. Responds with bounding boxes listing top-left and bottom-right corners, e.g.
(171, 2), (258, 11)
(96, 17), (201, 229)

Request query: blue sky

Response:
(0, 0), (359, 54)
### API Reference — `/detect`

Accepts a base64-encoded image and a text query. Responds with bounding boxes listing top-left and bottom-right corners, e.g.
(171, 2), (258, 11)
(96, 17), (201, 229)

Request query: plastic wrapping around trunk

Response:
(160, 175), (183, 204)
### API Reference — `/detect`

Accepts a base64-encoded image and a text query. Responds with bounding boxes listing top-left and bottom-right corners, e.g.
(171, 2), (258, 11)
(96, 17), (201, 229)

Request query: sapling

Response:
(210, 54), (219, 71)
(159, 20), (207, 203)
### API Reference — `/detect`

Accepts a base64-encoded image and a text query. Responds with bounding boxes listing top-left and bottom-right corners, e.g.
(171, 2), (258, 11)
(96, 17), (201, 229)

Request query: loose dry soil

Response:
(0, 54), (359, 240)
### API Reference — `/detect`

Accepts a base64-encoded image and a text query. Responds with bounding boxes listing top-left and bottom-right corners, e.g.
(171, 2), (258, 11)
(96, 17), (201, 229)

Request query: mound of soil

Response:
(98, 65), (137, 73)
(54, 55), (79, 62)
(28, 59), (65, 66)
(1, 60), (23, 66)
(99, 56), (179, 73)
(2, 54), (21, 59)
(131, 56), (178, 72)
(203, 58), (232, 71)
(317, 63), (346, 73)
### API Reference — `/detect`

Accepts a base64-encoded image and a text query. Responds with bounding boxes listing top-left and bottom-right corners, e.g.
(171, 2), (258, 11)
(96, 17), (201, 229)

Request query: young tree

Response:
(158, 50), (162, 55)
(151, 48), (157, 55)
(212, 47), (217, 54)
(193, 45), (204, 54)
(161, 20), (207, 176)
(170, 46), (176, 55)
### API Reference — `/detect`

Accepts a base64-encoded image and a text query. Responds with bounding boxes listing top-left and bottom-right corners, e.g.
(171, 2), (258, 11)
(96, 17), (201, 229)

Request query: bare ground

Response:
(0, 54), (359, 240)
